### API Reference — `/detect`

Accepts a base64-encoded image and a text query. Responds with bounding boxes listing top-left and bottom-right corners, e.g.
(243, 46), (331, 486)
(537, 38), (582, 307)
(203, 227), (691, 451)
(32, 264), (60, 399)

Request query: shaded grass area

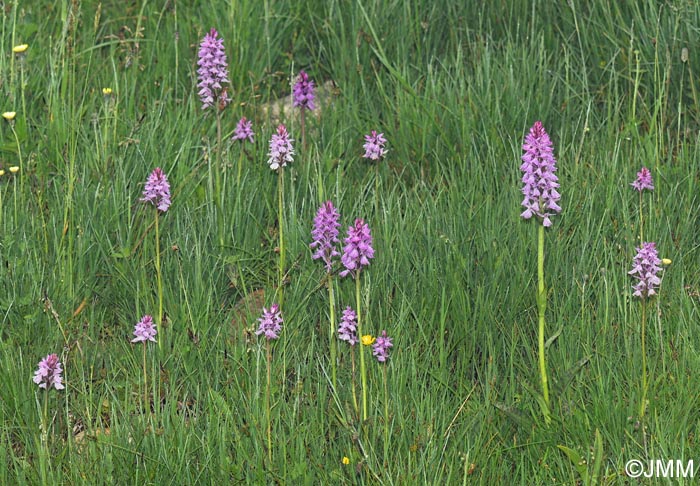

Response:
(0, 0), (699, 483)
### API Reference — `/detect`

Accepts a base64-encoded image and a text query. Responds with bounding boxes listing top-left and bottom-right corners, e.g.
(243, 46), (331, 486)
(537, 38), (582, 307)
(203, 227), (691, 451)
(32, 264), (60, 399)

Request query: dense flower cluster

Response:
(232, 117), (255, 143)
(362, 131), (387, 161)
(131, 315), (158, 343)
(629, 242), (663, 298)
(310, 201), (341, 272)
(339, 219), (374, 278)
(520, 121), (561, 227)
(197, 28), (230, 110)
(292, 70), (316, 111)
(372, 330), (393, 362)
(33, 354), (65, 390)
(256, 304), (283, 340)
(267, 125), (295, 170)
(337, 306), (359, 346)
(631, 167), (654, 192)
(141, 167), (171, 212)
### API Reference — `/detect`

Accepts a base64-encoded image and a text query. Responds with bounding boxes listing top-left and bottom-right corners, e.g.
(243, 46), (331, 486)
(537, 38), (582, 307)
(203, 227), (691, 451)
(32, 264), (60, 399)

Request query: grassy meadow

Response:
(1, 0), (700, 483)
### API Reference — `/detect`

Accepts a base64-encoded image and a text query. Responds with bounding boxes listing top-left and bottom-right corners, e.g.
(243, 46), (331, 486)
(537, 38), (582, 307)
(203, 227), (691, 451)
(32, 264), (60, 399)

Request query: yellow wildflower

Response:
(0, 170), (5, 176)
(361, 335), (375, 346)
(102, 87), (113, 96)
(341, 457), (350, 465)
(662, 258), (672, 266)
(2, 112), (16, 121)
(13, 44), (28, 54)
(9, 166), (19, 174)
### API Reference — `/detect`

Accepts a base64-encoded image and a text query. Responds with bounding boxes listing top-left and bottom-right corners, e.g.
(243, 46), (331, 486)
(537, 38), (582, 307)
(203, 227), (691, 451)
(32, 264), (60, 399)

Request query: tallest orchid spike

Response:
(520, 121), (561, 227)
(197, 28), (230, 110)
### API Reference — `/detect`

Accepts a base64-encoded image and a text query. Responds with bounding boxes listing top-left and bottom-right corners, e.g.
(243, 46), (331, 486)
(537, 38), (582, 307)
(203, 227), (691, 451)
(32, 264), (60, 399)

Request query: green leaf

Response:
(111, 247), (131, 258)
(557, 445), (589, 483)
(545, 326), (562, 348)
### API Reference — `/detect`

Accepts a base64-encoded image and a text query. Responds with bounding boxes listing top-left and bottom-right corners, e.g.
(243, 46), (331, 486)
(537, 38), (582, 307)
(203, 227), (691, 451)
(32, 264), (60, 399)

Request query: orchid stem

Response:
(537, 224), (551, 424)
(328, 275), (337, 390)
(351, 349), (359, 418)
(356, 272), (368, 422)
(265, 338), (272, 465)
(142, 342), (148, 414)
(278, 167), (285, 307)
(155, 209), (163, 351)
(382, 364), (389, 464)
(215, 110), (224, 248)
(640, 299), (648, 418)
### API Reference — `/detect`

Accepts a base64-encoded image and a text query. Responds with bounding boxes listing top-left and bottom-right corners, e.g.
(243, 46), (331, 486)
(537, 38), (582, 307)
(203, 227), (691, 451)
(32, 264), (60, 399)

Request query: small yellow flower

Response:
(0, 170), (5, 176)
(3, 112), (16, 121)
(662, 258), (672, 266)
(102, 87), (113, 96)
(361, 335), (375, 346)
(341, 457), (350, 465)
(9, 166), (19, 174)
(13, 44), (28, 54)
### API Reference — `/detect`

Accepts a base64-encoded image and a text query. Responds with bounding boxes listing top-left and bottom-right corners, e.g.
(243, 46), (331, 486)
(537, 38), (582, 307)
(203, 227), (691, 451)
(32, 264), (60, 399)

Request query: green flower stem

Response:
(19, 62), (27, 142)
(12, 174), (18, 227)
(236, 148), (245, 188)
(215, 109), (224, 248)
(640, 299), (648, 418)
(328, 275), (337, 389)
(277, 167), (286, 395)
(351, 349), (359, 417)
(278, 167), (285, 308)
(382, 364), (389, 463)
(38, 188), (49, 256)
(173, 1), (179, 100)
(9, 123), (24, 195)
(265, 338), (272, 465)
(639, 191), (644, 243)
(537, 224), (551, 424)
(42, 389), (48, 440)
(9, 0), (18, 100)
(356, 272), (368, 422)
(155, 209), (164, 351)
(374, 163), (380, 216)
(111, 97), (119, 159)
(40, 389), (49, 482)
(142, 342), (148, 414)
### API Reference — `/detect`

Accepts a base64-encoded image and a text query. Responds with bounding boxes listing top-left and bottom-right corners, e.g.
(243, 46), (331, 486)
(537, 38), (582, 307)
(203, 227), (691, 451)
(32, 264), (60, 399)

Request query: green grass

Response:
(1, 0), (699, 483)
